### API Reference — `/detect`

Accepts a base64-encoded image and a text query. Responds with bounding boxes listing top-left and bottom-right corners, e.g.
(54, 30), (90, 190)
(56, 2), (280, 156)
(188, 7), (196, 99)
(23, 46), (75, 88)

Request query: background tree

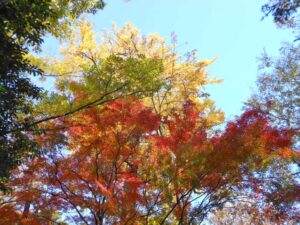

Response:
(262, 0), (300, 39)
(0, 0), (105, 191)
(245, 42), (300, 224)
(246, 43), (300, 146)
(262, 0), (300, 27)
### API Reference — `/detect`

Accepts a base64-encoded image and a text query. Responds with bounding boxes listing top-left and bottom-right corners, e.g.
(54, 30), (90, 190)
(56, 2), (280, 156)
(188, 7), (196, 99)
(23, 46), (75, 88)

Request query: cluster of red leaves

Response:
(1, 99), (299, 224)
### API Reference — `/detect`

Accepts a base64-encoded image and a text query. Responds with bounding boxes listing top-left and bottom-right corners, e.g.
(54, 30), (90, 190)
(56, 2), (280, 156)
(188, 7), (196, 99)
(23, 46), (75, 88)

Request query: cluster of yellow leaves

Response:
(33, 20), (224, 126)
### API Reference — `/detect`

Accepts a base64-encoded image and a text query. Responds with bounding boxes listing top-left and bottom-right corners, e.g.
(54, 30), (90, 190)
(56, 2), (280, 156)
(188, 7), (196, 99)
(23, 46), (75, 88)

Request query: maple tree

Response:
(1, 98), (298, 224)
(1, 22), (299, 224)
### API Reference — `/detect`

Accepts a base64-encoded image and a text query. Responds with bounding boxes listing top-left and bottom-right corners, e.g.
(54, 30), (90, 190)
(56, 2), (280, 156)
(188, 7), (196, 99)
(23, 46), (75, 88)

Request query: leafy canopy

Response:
(0, 0), (105, 191)
(1, 98), (299, 224)
(1, 21), (298, 224)
(33, 21), (224, 127)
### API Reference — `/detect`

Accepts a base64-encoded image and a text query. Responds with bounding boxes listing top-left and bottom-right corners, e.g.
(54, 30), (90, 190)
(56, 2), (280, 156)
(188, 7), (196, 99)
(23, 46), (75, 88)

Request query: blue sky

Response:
(42, 0), (294, 119)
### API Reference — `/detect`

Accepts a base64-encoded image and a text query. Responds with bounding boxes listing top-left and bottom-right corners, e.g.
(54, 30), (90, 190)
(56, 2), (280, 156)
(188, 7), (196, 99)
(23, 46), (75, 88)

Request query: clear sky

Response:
(42, 0), (294, 120)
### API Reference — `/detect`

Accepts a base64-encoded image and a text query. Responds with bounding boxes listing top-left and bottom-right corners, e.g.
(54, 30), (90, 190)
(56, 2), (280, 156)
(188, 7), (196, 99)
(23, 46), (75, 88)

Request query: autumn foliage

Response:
(0, 98), (298, 224)
(0, 23), (299, 224)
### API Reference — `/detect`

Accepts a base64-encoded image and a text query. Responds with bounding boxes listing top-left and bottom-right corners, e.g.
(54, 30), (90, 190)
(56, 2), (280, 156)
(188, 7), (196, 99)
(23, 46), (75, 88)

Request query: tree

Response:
(32, 22), (223, 127)
(246, 43), (300, 224)
(247, 43), (300, 145)
(1, 23), (294, 224)
(1, 98), (298, 224)
(2, 21), (298, 224)
(262, 0), (300, 39)
(0, 0), (105, 191)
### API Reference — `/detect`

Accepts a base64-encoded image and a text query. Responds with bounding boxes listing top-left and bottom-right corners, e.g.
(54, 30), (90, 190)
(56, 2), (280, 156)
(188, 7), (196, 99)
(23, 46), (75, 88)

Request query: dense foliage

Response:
(0, 0), (105, 191)
(32, 22), (223, 126)
(1, 99), (298, 224)
(0, 23), (298, 224)
(0, 2), (299, 224)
